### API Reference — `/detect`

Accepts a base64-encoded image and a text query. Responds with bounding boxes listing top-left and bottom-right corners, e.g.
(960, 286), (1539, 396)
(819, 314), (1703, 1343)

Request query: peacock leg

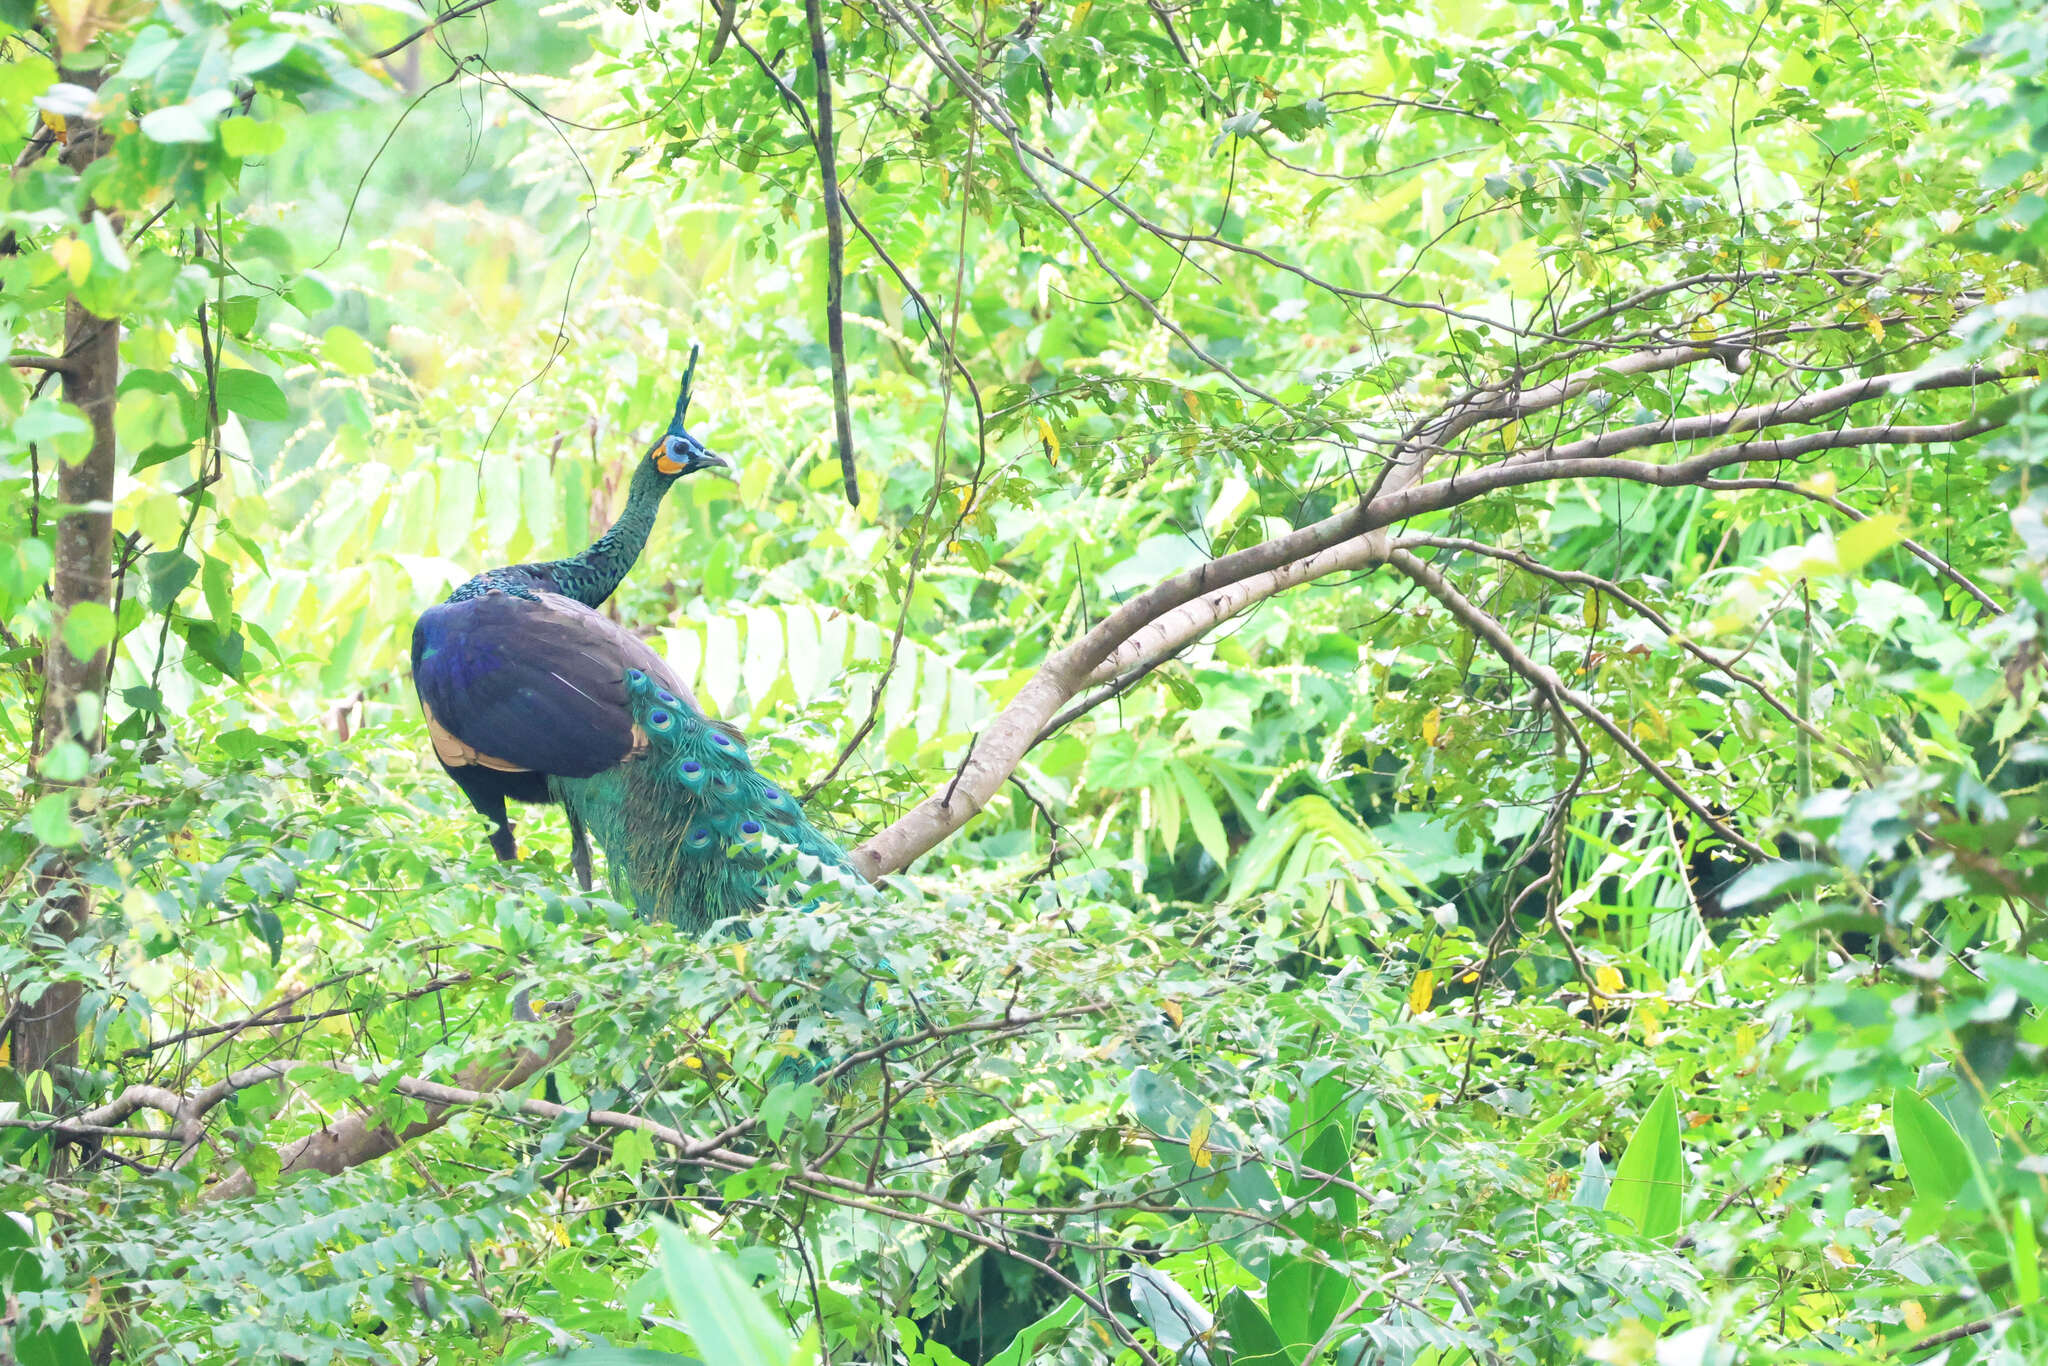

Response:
(568, 809), (594, 891)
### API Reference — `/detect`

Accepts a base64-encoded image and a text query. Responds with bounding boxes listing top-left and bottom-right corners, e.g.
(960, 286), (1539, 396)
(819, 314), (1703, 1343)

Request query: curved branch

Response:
(1701, 476), (2005, 615)
(1386, 548), (1767, 859)
(850, 396), (2011, 877)
(1397, 533), (1867, 768)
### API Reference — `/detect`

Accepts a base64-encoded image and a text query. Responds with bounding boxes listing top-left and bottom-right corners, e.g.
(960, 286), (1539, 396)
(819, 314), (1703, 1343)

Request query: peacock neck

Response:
(542, 461), (674, 608)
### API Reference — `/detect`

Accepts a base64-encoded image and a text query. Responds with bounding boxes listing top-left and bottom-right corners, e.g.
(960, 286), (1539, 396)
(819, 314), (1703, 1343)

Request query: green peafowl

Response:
(411, 358), (859, 933)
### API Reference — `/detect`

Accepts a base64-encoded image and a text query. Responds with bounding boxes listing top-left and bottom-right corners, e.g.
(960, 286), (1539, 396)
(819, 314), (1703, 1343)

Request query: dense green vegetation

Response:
(2, 0), (2046, 1361)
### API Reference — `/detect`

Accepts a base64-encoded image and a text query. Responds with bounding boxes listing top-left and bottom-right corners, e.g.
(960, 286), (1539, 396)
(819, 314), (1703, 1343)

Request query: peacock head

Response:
(647, 343), (731, 482)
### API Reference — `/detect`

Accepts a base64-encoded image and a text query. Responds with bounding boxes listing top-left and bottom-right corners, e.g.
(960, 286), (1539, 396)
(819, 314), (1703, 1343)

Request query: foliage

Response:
(0, 0), (2044, 1363)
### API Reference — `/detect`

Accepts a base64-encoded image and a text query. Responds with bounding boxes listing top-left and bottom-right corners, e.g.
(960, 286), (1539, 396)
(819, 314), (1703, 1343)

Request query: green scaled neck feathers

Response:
(530, 346), (728, 609)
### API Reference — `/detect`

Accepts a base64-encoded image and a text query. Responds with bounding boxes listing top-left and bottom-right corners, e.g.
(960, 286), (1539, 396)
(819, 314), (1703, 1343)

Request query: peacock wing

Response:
(411, 589), (694, 779)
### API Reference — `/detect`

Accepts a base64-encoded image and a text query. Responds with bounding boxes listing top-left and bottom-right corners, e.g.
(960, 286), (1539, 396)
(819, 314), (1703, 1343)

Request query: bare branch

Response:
(202, 1023), (574, 1202)
(6, 352), (72, 372)
(1385, 548), (1768, 860)
(1396, 533), (1866, 768)
(367, 0), (501, 61)
(802, 0), (860, 506)
(1702, 477), (2005, 616)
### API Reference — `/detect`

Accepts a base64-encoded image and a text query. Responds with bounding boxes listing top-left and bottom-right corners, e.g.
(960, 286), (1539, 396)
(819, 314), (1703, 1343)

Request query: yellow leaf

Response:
(1188, 1110), (1214, 1169)
(1825, 1243), (1857, 1268)
(1183, 388), (1199, 415)
(1836, 513), (1906, 574)
(1161, 998), (1184, 1028)
(1594, 964), (1625, 998)
(1799, 471), (1837, 498)
(1072, 0), (1093, 24)
(732, 943), (748, 975)
(1421, 706), (1442, 747)
(1903, 1301), (1926, 1333)
(1583, 590), (1604, 629)
(683, 1054), (702, 1070)
(50, 236), (88, 287)
(1864, 313), (1886, 341)
(1408, 969), (1435, 1014)
(1036, 416), (1060, 465)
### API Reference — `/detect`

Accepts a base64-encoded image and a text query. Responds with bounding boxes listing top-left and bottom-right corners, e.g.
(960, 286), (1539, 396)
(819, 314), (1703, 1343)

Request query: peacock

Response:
(410, 359), (859, 933)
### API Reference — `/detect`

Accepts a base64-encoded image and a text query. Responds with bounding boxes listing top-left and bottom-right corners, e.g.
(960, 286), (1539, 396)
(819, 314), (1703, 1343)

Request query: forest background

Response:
(1, 0), (2046, 1362)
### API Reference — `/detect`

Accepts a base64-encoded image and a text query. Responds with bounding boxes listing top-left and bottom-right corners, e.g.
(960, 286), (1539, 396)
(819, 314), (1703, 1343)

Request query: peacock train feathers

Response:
(410, 354), (858, 930)
(552, 669), (858, 934)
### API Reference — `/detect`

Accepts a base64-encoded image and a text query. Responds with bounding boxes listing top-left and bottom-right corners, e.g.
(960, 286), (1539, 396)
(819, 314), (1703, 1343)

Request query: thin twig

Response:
(803, 0), (860, 506)
(368, 0), (501, 60)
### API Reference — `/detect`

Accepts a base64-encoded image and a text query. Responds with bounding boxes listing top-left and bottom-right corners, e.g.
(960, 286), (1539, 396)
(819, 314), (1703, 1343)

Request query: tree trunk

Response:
(19, 75), (118, 1085)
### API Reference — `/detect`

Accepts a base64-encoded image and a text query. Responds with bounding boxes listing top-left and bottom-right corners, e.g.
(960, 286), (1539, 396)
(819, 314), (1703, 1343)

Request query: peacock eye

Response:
(648, 709), (671, 728)
(740, 820), (762, 835)
(688, 827), (710, 843)
(625, 669), (646, 685)
(681, 760), (702, 774)
(763, 787), (781, 801)
(711, 733), (732, 747)
(655, 689), (677, 705)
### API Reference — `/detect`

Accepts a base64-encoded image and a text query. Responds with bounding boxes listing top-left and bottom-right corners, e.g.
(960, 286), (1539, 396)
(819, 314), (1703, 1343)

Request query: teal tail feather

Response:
(553, 669), (858, 934)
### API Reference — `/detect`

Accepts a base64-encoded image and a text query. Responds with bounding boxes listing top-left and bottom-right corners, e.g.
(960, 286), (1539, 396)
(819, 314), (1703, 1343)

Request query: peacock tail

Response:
(553, 669), (858, 935)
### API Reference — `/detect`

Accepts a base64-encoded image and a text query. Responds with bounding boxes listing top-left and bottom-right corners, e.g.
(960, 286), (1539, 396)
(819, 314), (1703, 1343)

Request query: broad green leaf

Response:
(214, 369), (290, 422)
(29, 792), (81, 848)
(651, 1223), (810, 1366)
(1170, 765), (1229, 867)
(1605, 1084), (1683, 1239)
(322, 324), (375, 376)
(1893, 1086), (1974, 1208)
(1221, 1289), (1292, 1366)
(984, 1295), (1084, 1366)
(1836, 514), (1907, 573)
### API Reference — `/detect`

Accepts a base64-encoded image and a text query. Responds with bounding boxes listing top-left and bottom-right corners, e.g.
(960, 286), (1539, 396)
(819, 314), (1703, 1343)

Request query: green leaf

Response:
(145, 551), (199, 614)
(179, 620), (245, 680)
(323, 324), (376, 376)
(201, 554), (234, 624)
(59, 600), (114, 662)
(37, 740), (87, 783)
(1220, 1289), (1292, 1366)
(650, 1223), (809, 1366)
(1170, 765), (1230, 867)
(2014, 1198), (2040, 1306)
(1893, 1085), (1974, 1208)
(28, 792), (81, 848)
(138, 102), (216, 143)
(218, 115), (286, 157)
(1605, 1084), (1683, 1239)
(1836, 513), (1906, 573)
(214, 370), (290, 422)
(983, 1295), (1084, 1366)
(0, 1214), (90, 1366)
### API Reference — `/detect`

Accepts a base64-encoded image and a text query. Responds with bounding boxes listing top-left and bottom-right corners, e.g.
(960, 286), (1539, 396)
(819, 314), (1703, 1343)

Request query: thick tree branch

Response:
(850, 390), (2009, 876)
(202, 1022), (574, 1202)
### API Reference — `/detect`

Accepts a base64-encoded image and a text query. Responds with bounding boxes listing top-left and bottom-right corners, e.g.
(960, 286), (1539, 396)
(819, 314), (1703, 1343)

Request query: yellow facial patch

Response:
(653, 441), (685, 475)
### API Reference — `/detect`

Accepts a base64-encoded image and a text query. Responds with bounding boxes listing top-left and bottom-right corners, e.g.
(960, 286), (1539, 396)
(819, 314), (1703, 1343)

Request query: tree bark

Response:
(19, 74), (119, 1084)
